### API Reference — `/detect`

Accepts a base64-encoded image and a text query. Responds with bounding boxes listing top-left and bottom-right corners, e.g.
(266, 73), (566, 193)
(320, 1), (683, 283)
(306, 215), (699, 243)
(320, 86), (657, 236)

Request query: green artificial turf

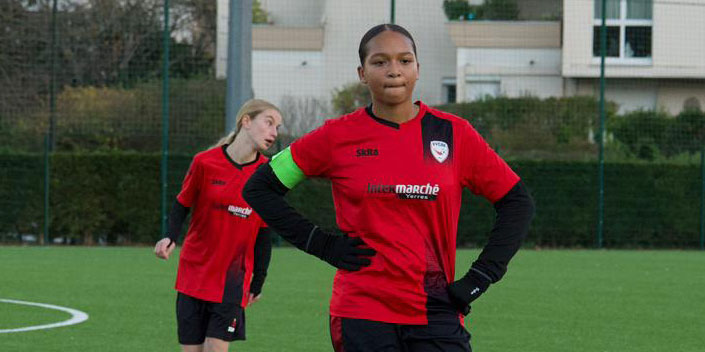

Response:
(0, 301), (70, 330)
(0, 247), (703, 351)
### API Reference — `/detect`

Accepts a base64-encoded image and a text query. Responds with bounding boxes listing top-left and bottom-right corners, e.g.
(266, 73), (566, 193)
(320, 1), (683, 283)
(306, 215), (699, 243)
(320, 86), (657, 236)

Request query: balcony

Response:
(447, 21), (561, 49)
(253, 26), (324, 51)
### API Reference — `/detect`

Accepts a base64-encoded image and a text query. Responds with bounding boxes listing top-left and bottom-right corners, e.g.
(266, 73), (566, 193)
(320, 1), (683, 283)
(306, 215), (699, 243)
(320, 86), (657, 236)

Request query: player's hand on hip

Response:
(154, 237), (175, 260)
(322, 235), (376, 271)
(448, 269), (491, 316)
(247, 293), (261, 307)
(305, 227), (376, 271)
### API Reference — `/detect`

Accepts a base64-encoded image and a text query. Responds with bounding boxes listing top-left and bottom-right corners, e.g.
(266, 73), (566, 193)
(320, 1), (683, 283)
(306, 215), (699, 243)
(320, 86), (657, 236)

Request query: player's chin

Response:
(257, 141), (273, 152)
(379, 93), (411, 106)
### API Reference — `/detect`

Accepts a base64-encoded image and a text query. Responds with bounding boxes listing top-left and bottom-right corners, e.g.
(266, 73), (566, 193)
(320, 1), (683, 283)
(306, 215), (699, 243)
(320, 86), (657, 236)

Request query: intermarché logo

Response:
(367, 183), (440, 201)
(228, 205), (252, 218)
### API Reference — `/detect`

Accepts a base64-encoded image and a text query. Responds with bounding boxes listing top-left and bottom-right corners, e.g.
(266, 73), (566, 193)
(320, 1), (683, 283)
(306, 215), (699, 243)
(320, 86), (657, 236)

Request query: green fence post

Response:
(390, 0), (395, 24)
(160, 0), (171, 236)
(44, 134), (50, 245)
(701, 146), (704, 250)
(49, 0), (57, 151)
(596, 0), (607, 249)
(44, 0), (58, 245)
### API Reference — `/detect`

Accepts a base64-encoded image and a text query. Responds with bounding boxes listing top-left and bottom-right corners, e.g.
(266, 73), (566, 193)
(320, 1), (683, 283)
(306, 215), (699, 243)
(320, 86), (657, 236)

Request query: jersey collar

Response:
(365, 101), (426, 130)
(221, 144), (261, 170)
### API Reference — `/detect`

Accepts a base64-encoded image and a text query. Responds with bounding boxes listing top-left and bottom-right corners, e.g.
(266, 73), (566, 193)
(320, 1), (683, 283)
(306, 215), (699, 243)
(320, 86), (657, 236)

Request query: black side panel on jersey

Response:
(223, 256), (246, 304)
(421, 113), (454, 164)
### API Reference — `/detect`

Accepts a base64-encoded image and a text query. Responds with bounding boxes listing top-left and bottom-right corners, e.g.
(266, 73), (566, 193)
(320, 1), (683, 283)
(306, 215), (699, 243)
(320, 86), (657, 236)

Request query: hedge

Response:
(1, 152), (701, 247)
(436, 96), (616, 161)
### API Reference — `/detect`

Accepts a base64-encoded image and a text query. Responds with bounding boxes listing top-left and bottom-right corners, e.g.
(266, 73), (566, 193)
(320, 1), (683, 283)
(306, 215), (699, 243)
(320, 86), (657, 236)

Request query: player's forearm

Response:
(471, 180), (535, 283)
(253, 228), (272, 276)
(166, 200), (190, 243)
(242, 163), (317, 251)
(250, 227), (272, 295)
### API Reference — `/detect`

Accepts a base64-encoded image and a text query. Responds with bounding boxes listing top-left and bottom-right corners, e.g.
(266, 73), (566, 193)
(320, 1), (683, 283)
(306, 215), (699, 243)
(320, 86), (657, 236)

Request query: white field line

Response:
(0, 298), (89, 333)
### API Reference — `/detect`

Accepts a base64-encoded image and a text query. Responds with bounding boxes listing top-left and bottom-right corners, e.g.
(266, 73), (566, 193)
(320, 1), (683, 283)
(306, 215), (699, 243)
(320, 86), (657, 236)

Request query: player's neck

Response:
(371, 100), (418, 125)
(226, 133), (258, 165)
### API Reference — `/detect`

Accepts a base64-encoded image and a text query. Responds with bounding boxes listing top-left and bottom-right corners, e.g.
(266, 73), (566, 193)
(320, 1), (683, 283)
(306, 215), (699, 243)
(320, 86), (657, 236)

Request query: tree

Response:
(0, 0), (217, 152)
(279, 96), (330, 138)
(252, 0), (269, 24)
(0, 0), (52, 120)
(331, 83), (371, 115)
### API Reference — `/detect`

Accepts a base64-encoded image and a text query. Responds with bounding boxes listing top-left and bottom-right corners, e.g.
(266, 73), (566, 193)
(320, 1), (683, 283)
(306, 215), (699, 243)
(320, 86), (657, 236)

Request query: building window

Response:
(593, 0), (652, 60)
(444, 87), (456, 104)
(446, 85), (457, 104)
(442, 78), (457, 104)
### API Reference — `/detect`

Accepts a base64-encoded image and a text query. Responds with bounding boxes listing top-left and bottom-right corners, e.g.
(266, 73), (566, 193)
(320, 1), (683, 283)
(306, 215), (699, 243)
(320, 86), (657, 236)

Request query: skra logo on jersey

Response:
(356, 148), (379, 157)
(227, 205), (253, 218)
(367, 183), (440, 201)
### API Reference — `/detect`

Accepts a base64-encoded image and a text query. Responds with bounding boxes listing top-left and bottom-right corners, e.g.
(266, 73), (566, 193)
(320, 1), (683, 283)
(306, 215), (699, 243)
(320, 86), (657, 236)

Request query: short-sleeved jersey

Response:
(289, 101), (519, 324)
(175, 146), (268, 306)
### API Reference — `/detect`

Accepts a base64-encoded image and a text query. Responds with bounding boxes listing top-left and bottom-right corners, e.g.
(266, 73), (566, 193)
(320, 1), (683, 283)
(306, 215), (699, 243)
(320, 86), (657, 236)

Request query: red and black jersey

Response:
(175, 146), (268, 306)
(289, 101), (519, 324)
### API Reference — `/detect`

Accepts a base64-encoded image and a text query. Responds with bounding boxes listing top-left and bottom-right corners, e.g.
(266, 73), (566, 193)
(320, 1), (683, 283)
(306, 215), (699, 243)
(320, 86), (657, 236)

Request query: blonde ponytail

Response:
(214, 130), (237, 148)
(212, 98), (281, 148)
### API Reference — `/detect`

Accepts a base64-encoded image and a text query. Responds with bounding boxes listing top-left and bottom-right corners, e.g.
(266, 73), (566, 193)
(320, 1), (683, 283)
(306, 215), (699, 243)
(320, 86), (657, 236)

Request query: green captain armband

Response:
(270, 147), (307, 189)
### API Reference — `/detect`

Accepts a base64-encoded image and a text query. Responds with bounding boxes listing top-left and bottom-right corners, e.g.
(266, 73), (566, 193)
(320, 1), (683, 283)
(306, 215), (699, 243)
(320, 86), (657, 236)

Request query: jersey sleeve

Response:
(176, 156), (203, 207)
(458, 121), (519, 203)
(289, 121), (334, 178)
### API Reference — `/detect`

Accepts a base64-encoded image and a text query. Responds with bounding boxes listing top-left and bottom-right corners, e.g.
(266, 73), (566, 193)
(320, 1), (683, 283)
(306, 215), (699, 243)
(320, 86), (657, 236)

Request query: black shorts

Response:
(329, 315), (471, 352)
(176, 292), (246, 345)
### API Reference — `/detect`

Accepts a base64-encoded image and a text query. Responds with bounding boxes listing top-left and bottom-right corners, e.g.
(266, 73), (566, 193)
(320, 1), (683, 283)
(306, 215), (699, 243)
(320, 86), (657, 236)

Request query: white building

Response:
(562, 0), (705, 114)
(450, 0), (705, 114)
(448, 21), (563, 102)
(217, 0), (457, 108)
(217, 0), (705, 116)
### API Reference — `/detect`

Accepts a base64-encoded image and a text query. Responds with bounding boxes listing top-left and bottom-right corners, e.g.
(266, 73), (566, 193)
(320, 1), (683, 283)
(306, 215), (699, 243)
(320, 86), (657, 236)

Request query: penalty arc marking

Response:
(0, 298), (89, 333)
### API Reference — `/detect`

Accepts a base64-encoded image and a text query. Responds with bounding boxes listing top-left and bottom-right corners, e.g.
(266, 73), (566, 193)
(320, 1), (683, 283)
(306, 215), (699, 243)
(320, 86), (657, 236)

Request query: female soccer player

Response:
(154, 99), (282, 352)
(243, 24), (534, 352)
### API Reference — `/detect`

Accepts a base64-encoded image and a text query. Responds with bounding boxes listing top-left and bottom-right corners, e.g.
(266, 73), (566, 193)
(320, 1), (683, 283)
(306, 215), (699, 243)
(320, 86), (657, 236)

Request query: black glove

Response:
(250, 275), (265, 296)
(304, 227), (376, 271)
(448, 268), (492, 315)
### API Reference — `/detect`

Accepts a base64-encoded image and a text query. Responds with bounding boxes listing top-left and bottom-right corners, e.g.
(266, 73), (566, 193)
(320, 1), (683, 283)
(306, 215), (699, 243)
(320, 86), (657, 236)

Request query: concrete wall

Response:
(656, 80), (705, 115)
(252, 51), (325, 103)
(456, 47), (563, 101)
(571, 78), (705, 115)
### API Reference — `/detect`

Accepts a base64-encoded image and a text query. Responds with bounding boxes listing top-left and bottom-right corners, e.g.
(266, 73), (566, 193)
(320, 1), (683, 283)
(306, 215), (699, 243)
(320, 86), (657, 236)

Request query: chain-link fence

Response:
(1, 0), (703, 248)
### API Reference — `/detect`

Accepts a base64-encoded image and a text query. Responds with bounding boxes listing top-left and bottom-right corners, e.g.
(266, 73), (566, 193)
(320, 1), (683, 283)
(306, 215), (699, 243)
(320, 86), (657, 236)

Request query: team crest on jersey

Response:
(227, 205), (252, 218)
(430, 141), (449, 163)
